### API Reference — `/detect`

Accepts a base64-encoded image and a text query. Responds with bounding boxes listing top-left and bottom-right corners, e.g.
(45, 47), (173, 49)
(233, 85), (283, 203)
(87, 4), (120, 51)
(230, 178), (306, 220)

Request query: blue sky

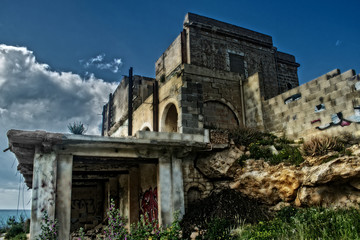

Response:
(0, 0), (359, 209)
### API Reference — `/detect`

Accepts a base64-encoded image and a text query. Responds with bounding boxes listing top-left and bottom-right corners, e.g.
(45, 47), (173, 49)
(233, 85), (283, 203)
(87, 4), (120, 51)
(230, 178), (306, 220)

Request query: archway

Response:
(203, 100), (239, 130)
(161, 103), (178, 133)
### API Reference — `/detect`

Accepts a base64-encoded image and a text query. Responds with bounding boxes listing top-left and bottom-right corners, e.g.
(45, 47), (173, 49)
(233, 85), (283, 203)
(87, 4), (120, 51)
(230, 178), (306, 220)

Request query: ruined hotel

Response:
(7, 13), (360, 239)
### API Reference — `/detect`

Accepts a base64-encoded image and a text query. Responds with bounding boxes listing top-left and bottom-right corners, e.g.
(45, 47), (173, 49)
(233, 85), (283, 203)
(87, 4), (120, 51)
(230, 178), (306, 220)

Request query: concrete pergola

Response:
(7, 130), (207, 240)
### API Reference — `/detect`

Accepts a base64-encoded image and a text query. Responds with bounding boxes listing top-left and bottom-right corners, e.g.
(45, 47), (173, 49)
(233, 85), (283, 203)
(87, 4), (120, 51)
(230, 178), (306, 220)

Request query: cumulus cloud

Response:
(0, 44), (118, 208)
(80, 53), (122, 73)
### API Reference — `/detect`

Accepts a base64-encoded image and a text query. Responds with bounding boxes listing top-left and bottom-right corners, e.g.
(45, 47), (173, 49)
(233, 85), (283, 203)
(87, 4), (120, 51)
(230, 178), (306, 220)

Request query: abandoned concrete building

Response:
(7, 13), (360, 239)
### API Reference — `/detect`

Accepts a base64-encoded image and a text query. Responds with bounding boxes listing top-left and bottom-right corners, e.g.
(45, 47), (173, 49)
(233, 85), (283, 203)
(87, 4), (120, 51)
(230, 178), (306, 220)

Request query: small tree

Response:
(68, 121), (86, 135)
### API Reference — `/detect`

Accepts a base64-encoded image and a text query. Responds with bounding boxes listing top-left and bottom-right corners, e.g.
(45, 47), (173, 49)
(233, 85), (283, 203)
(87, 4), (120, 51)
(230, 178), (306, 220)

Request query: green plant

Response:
(270, 144), (303, 166)
(78, 227), (85, 240)
(229, 127), (272, 147)
(234, 207), (360, 240)
(36, 211), (58, 240)
(4, 216), (26, 240)
(68, 121), (86, 135)
(303, 135), (344, 156)
(103, 199), (129, 239)
(201, 218), (232, 240)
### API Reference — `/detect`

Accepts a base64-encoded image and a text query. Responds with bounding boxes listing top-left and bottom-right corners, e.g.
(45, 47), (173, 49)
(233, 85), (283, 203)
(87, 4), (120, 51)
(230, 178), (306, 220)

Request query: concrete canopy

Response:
(7, 129), (207, 239)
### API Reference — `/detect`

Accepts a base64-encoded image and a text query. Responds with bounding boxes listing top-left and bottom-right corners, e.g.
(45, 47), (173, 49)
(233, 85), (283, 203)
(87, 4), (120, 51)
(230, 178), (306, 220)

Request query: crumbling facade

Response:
(102, 13), (300, 137)
(6, 12), (360, 240)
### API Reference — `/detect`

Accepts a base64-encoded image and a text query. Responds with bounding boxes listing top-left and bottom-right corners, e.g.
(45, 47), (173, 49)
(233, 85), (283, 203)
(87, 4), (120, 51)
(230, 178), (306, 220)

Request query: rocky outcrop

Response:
(198, 144), (360, 208)
(196, 146), (243, 179)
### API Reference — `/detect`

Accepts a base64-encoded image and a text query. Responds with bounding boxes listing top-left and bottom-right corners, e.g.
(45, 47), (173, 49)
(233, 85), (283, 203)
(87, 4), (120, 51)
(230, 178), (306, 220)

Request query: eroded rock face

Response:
(228, 151), (360, 208)
(303, 157), (360, 186)
(230, 160), (303, 205)
(196, 146), (243, 179)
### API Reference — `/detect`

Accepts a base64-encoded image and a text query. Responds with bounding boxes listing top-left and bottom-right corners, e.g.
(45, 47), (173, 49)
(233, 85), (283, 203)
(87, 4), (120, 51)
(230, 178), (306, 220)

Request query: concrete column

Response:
(30, 149), (57, 240)
(128, 168), (140, 225)
(55, 154), (73, 240)
(171, 156), (185, 218)
(118, 174), (129, 223)
(158, 155), (172, 226)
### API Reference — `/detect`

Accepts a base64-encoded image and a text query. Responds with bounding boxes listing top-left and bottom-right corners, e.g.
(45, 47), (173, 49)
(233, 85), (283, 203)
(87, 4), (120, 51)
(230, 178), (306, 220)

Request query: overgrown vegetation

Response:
(231, 127), (303, 166)
(68, 121), (86, 135)
(180, 189), (271, 239)
(302, 135), (345, 156)
(0, 215), (29, 240)
(234, 207), (360, 240)
(36, 211), (58, 240)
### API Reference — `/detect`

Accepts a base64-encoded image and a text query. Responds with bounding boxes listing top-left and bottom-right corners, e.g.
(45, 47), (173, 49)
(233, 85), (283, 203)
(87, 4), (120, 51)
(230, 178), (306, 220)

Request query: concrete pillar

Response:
(128, 168), (140, 225)
(172, 156), (185, 218)
(30, 149), (57, 240)
(158, 154), (185, 226)
(118, 174), (129, 223)
(158, 155), (173, 226)
(55, 154), (73, 240)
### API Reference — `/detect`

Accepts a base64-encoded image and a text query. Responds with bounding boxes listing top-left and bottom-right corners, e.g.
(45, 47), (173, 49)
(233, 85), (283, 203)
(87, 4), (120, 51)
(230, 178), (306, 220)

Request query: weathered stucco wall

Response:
(155, 35), (182, 80)
(262, 69), (360, 139)
(244, 72), (264, 130)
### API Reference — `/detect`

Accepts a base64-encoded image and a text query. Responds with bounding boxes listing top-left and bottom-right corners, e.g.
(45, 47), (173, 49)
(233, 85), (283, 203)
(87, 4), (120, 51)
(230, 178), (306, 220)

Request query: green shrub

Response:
(200, 218), (232, 240)
(270, 144), (303, 166)
(229, 127), (274, 147)
(36, 211), (58, 240)
(4, 216), (26, 240)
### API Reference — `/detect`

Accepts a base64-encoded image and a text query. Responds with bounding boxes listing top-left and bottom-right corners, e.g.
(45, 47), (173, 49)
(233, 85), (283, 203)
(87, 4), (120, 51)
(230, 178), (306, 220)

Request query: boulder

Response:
(231, 160), (303, 205)
(196, 146), (243, 179)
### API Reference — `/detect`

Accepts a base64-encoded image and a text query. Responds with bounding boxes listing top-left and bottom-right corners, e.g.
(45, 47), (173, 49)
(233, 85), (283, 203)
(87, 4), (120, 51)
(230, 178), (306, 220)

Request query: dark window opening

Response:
(229, 53), (245, 75)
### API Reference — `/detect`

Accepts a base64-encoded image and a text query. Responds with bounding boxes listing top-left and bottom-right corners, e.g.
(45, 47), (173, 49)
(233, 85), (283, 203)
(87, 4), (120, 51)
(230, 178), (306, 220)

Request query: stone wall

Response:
(276, 51), (300, 93)
(182, 64), (243, 132)
(262, 69), (360, 139)
(182, 157), (213, 208)
(184, 13), (299, 100)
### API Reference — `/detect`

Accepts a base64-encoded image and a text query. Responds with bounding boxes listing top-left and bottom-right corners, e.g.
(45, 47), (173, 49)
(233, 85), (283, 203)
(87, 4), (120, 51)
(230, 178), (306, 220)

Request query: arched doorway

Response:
(161, 103), (178, 132)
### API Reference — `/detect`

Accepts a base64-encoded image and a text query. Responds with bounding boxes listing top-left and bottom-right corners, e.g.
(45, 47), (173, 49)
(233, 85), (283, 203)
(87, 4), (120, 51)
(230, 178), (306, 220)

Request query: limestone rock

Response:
(295, 184), (360, 208)
(303, 157), (360, 186)
(231, 160), (303, 205)
(196, 146), (243, 178)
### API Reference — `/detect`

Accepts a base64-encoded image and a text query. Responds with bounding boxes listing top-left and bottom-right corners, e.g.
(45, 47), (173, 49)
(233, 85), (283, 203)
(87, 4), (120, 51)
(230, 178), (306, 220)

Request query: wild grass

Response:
(233, 207), (360, 240)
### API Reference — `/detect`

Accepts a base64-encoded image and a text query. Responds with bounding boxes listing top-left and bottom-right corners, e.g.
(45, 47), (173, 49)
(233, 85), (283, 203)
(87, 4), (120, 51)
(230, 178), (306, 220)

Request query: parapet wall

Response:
(262, 69), (360, 139)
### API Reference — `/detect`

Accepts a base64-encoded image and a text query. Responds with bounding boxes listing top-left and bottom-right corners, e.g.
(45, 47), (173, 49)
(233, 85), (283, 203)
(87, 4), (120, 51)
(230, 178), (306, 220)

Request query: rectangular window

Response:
(229, 53), (245, 75)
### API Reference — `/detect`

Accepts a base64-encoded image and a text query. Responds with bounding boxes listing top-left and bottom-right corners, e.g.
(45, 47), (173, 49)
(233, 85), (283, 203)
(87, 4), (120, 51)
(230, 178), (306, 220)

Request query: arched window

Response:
(161, 103), (178, 132)
(187, 187), (202, 204)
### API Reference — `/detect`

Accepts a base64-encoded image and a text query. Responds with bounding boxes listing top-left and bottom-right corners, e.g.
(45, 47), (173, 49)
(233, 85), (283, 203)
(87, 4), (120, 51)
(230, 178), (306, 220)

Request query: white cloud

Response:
(81, 53), (123, 73)
(0, 44), (118, 209)
(335, 40), (342, 47)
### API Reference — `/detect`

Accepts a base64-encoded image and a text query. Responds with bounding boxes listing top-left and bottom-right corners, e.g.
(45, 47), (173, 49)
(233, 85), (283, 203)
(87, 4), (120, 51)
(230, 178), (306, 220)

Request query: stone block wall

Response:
(182, 157), (213, 208)
(276, 51), (300, 93)
(262, 69), (360, 139)
(184, 13), (299, 100)
(182, 64), (243, 131)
